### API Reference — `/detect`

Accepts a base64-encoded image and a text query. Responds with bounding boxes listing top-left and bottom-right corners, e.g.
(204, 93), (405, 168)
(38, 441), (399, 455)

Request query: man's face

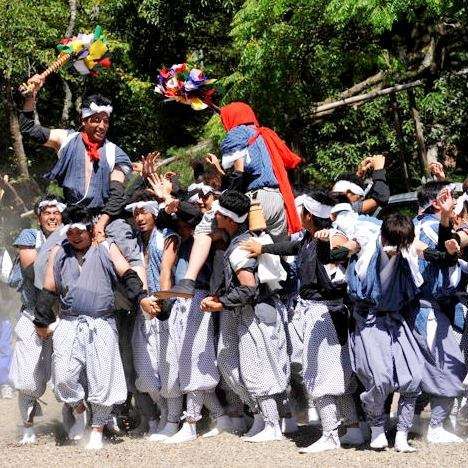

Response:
(215, 212), (230, 231)
(38, 206), (62, 235)
(66, 227), (92, 251)
(82, 112), (109, 143)
(200, 193), (215, 212)
(133, 208), (156, 233)
(346, 191), (361, 203)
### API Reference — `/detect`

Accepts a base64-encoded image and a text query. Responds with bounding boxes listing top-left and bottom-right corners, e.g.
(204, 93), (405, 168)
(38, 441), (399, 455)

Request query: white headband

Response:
(330, 203), (353, 215)
(296, 195), (331, 219)
(332, 180), (365, 197)
(38, 199), (66, 213)
(81, 102), (113, 119)
(454, 193), (468, 216)
(125, 201), (160, 217)
(67, 223), (90, 232)
(213, 200), (248, 223)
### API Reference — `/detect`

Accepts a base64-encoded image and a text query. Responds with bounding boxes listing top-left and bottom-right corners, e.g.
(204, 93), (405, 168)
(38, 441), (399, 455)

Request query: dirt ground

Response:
(1, 389), (468, 468)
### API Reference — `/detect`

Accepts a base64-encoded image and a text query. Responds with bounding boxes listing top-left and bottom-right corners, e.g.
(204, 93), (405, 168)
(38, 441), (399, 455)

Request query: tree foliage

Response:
(0, 0), (467, 213)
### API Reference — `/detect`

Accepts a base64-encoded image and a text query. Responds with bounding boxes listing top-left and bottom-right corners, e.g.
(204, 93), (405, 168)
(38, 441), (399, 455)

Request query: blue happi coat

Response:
(53, 241), (118, 318)
(407, 213), (466, 397)
(220, 125), (278, 191)
(44, 132), (131, 209)
(347, 241), (424, 412)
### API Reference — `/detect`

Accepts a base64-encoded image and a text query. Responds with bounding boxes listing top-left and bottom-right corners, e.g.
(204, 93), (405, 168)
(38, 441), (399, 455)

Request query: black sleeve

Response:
(437, 222), (458, 250)
(33, 288), (57, 328)
(423, 249), (459, 267)
(367, 169), (390, 206)
(156, 299), (175, 321)
(261, 239), (302, 256)
(19, 111), (51, 144)
(329, 246), (351, 262)
(120, 269), (146, 304)
(103, 180), (127, 218)
(219, 285), (258, 309)
(22, 263), (35, 282)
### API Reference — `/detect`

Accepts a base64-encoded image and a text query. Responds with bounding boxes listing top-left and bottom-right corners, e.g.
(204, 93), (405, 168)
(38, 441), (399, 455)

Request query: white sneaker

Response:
(243, 421), (283, 443)
(230, 416), (247, 435)
(68, 409), (87, 441)
(19, 426), (36, 445)
(370, 426), (388, 449)
(340, 427), (365, 446)
(147, 422), (179, 442)
(307, 406), (321, 425)
(427, 424), (463, 444)
(299, 430), (340, 453)
(394, 430), (416, 452)
(163, 421), (197, 444)
(243, 413), (265, 438)
(1, 384), (13, 399)
(86, 430), (103, 450)
(281, 416), (299, 434)
(203, 415), (233, 438)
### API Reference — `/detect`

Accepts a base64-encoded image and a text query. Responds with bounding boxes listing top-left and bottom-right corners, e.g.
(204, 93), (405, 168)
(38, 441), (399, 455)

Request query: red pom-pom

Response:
(98, 57), (112, 68)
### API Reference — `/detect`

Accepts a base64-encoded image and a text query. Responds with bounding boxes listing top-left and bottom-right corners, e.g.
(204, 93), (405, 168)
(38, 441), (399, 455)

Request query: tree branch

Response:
(65, 0), (77, 38)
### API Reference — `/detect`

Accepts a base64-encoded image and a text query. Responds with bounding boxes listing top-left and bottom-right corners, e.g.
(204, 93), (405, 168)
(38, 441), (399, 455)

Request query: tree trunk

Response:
(65, 0), (77, 38)
(5, 79), (30, 179)
(389, 96), (411, 191)
(407, 89), (429, 176)
(60, 79), (73, 127)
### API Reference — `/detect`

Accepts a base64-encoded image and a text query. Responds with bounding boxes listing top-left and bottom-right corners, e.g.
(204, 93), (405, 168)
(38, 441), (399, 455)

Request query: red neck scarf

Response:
(220, 102), (302, 234)
(81, 131), (103, 162)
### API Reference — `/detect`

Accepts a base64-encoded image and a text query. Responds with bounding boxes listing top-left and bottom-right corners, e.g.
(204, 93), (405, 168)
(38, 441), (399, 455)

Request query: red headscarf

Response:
(220, 102), (302, 234)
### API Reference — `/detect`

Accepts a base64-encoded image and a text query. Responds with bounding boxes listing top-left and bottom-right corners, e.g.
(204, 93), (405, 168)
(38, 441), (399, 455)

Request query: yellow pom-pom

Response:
(190, 97), (208, 110)
(70, 40), (84, 53)
(88, 40), (107, 60)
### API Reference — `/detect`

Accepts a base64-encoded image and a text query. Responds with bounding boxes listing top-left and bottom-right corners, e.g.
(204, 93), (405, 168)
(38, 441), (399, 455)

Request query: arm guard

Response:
(329, 246), (351, 262)
(219, 285), (258, 309)
(19, 111), (51, 144)
(103, 180), (127, 218)
(367, 169), (390, 206)
(121, 269), (147, 304)
(423, 249), (459, 267)
(157, 299), (175, 321)
(33, 288), (57, 328)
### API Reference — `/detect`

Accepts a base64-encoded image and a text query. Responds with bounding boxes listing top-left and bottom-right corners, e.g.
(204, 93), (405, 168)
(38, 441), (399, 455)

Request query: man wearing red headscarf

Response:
(219, 102), (302, 236)
(162, 102), (302, 299)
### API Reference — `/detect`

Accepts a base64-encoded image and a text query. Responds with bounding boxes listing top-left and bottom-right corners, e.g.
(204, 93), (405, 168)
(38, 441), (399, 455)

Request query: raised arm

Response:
(20, 74), (68, 151)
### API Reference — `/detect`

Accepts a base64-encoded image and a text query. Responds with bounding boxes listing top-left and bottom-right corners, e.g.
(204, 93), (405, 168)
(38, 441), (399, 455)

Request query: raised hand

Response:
(204, 153), (225, 175)
(429, 162), (446, 181)
(147, 172), (173, 201)
(19, 74), (45, 98)
(437, 187), (454, 219)
(445, 239), (460, 256)
(372, 154), (385, 171)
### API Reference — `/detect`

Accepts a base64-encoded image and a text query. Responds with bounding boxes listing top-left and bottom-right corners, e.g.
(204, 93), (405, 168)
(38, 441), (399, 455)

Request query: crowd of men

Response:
(1, 72), (468, 454)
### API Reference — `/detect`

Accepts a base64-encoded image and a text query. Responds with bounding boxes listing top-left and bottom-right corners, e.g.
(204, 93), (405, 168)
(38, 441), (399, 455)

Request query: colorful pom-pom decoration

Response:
(57, 25), (111, 76)
(154, 63), (216, 110)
